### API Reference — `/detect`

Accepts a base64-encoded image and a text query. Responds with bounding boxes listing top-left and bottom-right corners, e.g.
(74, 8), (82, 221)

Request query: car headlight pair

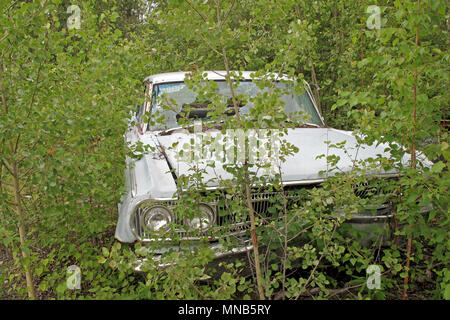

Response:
(142, 203), (215, 233)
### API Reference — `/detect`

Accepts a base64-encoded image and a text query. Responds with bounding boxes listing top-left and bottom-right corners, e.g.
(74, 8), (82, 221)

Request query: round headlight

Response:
(142, 205), (173, 233)
(186, 203), (215, 231)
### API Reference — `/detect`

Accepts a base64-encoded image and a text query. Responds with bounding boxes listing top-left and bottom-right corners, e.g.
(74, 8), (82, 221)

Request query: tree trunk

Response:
(12, 161), (36, 299)
(402, 0), (420, 301)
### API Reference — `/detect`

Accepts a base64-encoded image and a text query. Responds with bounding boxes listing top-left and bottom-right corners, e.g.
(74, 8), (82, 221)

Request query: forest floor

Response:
(0, 228), (438, 300)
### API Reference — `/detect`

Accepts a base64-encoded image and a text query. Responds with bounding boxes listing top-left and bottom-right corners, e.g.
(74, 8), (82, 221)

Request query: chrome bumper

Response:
(132, 204), (433, 271)
(133, 239), (253, 272)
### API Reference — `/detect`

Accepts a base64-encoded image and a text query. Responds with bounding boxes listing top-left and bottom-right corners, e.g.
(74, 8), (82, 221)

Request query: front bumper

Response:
(132, 238), (253, 272)
(131, 204), (433, 272)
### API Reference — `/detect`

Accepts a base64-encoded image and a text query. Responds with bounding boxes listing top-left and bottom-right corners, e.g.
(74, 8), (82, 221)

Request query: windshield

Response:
(148, 80), (322, 130)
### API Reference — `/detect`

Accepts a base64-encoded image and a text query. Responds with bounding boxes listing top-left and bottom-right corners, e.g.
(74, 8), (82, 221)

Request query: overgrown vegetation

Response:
(0, 0), (448, 300)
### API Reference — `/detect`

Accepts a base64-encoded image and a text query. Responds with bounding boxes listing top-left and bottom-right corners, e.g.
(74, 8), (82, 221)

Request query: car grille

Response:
(132, 181), (393, 242)
(132, 186), (312, 242)
(353, 181), (382, 199)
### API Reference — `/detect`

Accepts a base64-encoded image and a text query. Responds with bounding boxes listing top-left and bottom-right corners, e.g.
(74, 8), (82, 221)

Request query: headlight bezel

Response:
(185, 202), (216, 232)
(141, 204), (174, 233)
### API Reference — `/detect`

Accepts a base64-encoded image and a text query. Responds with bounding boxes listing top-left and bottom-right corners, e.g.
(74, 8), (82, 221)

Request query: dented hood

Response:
(154, 128), (407, 188)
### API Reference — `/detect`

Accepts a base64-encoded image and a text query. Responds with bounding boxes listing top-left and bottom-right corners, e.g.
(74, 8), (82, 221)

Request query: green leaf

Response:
(102, 247), (109, 257)
(431, 161), (445, 173)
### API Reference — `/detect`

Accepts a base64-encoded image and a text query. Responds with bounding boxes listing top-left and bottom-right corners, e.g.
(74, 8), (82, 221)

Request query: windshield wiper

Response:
(283, 120), (321, 128)
(159, 120), (224, 136)
(302, 123), (321, 128)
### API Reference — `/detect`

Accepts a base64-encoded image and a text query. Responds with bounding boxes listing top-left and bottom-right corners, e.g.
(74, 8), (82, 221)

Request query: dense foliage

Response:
(0, 0), (448, 300)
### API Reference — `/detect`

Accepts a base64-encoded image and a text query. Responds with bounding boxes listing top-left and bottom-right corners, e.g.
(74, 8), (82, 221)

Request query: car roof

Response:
(144, 71), (292, 84)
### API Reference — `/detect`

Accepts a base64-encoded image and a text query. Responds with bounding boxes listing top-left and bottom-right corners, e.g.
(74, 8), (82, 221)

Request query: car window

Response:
(148, 80), (322, 130)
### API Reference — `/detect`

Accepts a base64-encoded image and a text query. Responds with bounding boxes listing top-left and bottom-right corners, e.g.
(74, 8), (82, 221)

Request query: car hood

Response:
(153, 127), (409, 189)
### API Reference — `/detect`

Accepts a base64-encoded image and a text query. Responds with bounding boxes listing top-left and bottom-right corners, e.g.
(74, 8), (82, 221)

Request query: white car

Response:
(115, 71), (427, 268)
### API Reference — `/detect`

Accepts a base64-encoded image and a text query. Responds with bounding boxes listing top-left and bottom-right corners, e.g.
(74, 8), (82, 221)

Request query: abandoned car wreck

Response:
(114, 71), (432, 269)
